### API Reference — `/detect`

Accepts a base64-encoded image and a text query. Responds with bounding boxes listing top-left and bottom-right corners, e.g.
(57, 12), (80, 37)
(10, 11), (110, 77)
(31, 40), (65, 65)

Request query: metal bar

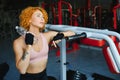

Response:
(45, 24), (120, 41)
(59, 39), (67, 80)
(107, 47), (119, 73)
(91, 33), (120, 71)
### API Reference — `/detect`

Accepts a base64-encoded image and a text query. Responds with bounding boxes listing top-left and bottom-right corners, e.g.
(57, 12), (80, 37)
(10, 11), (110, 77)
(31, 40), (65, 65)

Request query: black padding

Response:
(0, 62), (9, 80)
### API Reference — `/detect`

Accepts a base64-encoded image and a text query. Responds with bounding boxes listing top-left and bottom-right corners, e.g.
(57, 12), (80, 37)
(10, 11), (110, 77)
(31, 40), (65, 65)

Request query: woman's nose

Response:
(40, 17), (44, 21)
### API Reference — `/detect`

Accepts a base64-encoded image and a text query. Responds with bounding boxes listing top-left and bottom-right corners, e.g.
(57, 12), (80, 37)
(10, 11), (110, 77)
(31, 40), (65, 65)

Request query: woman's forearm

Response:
(63, 30), (75, 37)
(16, 46), (31, 74)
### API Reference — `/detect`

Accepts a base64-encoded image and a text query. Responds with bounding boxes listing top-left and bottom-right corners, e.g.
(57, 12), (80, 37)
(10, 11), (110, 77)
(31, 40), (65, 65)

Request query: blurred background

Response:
(0, 0), (120, 80)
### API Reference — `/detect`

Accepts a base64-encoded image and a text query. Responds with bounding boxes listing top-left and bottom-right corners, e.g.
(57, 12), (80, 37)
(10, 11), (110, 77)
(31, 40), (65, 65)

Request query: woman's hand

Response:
(51, 40), (61, 48)
(52, 32), (64, 41)
(25, 33), (34, 45)
(52, 32), (64, 48)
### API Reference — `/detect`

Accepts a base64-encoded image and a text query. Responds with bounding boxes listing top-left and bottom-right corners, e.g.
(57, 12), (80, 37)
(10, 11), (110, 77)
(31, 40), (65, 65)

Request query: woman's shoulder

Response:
(42, 31), (55, 43)
(44, 31), (57, 36)
(13, 36), (24, 47)
(43, 31), (55, 38)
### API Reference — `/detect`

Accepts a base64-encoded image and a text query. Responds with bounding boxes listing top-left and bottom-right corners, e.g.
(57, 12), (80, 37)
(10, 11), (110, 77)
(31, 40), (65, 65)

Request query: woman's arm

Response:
(48, 30), (75, 41)
(47, 30), (75, 47)
(13, 39), (31, 74)
(62, 30), (76, 37)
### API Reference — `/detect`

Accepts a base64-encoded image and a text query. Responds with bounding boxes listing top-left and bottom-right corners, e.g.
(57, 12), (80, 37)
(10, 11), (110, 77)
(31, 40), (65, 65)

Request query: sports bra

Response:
(28, 33), (49, 63)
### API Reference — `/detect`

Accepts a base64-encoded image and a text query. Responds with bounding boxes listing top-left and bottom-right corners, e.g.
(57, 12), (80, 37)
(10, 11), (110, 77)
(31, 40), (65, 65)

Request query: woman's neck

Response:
(29, 26), (40, 37)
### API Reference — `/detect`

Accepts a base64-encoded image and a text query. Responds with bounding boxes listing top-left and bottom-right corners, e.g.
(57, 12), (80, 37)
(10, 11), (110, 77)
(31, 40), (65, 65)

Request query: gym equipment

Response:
(113, 4), (120, 30)
(45, 24), (120, 80)
(47, 76), (57, 80)
(80, 0), (102, 28)
(15, 26), (27, 36)
(67, 70), (87, 80)
(46, 24), (119, 47)
(0, 62), (9, 80)
(54, 0), (72, 25)
(92, 73), (115, 80)
(42, 0), (72, 25)
(92, 5), (102, 28)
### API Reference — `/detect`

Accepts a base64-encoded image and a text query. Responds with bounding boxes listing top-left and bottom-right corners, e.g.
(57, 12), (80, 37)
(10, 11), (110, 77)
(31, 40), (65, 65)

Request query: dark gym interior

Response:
(0, 0), (120, 80)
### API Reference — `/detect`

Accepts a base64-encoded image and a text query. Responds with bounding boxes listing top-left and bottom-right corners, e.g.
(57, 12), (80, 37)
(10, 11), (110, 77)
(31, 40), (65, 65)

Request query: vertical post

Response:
(87, 0), (91, 10)
(59, 39), (67, 80)
(58, 0), (62, 24)
(113, 6), (117, 30)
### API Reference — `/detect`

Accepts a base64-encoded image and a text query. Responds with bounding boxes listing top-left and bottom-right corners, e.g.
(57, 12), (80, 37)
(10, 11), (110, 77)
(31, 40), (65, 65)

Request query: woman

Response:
(13, 6), (75, 80)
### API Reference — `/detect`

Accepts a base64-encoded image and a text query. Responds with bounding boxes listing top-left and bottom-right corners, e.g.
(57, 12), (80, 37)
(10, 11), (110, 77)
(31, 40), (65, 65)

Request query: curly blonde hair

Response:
(19, 6), (48, 31)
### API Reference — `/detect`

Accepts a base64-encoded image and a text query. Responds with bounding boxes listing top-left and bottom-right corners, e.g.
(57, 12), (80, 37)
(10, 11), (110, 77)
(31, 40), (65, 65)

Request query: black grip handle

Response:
(67, 32), (86, 40)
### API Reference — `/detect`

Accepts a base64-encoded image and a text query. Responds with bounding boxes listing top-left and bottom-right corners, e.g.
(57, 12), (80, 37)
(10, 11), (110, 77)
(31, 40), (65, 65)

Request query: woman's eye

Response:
(37, 15), (40, 17)
(37, 15), (43, 18)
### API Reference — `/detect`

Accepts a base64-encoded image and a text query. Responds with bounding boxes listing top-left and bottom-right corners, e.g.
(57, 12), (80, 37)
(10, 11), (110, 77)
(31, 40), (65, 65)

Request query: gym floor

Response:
(0, 38), (120, 80)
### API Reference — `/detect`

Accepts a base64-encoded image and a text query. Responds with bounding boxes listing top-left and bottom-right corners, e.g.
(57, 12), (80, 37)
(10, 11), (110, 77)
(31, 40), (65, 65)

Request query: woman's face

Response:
(29, 10), (45, 28)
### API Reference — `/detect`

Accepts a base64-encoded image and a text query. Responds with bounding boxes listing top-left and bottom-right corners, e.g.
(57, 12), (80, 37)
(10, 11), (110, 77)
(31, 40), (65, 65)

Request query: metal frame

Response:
(45, 24), (120, 80)
(59, 39), (67, 80)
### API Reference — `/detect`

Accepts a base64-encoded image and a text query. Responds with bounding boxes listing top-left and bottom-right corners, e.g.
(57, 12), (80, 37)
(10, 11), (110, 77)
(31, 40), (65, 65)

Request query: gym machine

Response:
(42, 0), (72, 25)
(45, 24), (120, 80)
(113, 4), (120, 30)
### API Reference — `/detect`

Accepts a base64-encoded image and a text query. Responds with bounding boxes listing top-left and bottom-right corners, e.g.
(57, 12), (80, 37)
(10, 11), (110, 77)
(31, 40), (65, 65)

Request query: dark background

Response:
(0, 0), (120, 80)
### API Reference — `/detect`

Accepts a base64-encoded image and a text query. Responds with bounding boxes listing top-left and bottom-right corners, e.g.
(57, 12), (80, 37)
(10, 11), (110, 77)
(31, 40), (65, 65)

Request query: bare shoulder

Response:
(13, 36), (25, 54)
(44, 31), (57, 36)
(13, 36), (24, 47)
(43, 31), (57, 43)
(44, 31), (57, 34)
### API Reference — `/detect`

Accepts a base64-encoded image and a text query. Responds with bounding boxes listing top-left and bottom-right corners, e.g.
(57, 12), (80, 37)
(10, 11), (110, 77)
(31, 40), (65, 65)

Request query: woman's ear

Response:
(29, 20), (31, 23)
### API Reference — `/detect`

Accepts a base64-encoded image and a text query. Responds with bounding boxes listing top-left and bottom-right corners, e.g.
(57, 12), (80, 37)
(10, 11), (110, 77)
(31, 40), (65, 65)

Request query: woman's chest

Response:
(32, 39), (43, 52)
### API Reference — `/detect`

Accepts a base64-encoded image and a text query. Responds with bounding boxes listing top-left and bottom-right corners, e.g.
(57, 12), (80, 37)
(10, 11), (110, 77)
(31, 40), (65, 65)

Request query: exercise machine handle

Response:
(66, 32), (87, 40)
